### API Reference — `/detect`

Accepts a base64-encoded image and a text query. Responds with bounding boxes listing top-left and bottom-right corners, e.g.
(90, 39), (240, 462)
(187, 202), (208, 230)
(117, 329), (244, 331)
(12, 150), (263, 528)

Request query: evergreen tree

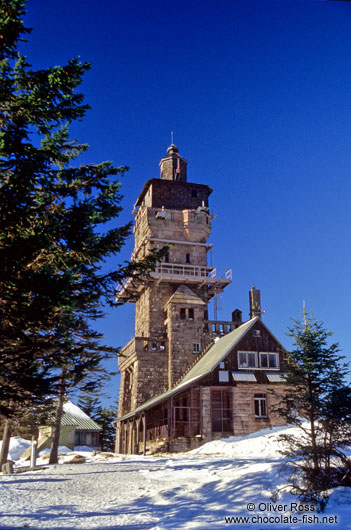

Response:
(77, 395), (101, 420)
(96, 405), (118, 452)
(277, 312), (351, 504)
(0, 0), (166, 465)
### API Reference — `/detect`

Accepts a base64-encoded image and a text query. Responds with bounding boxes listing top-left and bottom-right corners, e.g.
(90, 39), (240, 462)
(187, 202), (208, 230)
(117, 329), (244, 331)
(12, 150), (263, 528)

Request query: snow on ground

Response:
(1, 425), (351, 529)
(38, 445), (73, 458)
(0, 436), (31, 461)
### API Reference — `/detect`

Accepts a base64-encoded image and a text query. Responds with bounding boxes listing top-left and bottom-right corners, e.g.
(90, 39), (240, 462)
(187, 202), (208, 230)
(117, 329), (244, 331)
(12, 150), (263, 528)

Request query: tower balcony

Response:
(119, 336), (168, 370)
(115, 263), (232, 302)
(151, 263), (231, 284)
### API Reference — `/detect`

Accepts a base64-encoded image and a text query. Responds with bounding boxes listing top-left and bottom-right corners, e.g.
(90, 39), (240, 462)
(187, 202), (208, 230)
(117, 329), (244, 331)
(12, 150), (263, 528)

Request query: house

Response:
(115, 145), (288, 454)
(38, 401), (101, 452)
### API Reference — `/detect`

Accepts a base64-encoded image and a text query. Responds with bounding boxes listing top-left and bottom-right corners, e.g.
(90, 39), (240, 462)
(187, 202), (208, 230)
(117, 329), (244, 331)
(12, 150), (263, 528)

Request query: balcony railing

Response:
(115, 264), (232, 302)
(204, 320), (238, 336)
(120, 336), (168, 361)
(151, 263), (232, 282)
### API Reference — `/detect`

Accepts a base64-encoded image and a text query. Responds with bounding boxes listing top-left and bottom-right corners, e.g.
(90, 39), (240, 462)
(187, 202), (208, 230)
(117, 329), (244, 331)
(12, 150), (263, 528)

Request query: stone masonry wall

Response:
(200, 386), (212, 439)
(167, 303), (207, 387)
(232, 384), (286, 435)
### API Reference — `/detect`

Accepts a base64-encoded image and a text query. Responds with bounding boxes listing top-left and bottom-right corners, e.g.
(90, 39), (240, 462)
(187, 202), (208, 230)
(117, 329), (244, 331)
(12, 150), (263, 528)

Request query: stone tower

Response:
(117, 145), (232, 417)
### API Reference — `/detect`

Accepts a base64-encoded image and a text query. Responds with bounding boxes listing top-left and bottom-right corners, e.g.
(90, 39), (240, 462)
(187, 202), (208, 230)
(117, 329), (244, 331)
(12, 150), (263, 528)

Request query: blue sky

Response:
(23, 0), (351, 405)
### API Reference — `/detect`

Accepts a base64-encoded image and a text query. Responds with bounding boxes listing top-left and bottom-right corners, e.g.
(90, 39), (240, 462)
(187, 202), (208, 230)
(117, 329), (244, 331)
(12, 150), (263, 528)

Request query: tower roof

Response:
(165, 285), (206, 307)
(159, 144), (188, 181)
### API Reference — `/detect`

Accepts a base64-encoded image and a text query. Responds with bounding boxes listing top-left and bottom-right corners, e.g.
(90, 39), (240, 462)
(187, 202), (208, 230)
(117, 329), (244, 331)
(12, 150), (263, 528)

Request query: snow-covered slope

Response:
(0, 436), (31, 461)
(0, 425), (350, 529)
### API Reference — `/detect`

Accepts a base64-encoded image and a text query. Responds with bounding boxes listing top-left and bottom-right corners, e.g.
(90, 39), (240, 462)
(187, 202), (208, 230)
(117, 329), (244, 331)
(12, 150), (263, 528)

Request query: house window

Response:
(186, 253), (191, 264)
(254, 394), (267, 418)
(180, 308), (186, 320)
(193, 342), (201, 354)
(259, 352), (278, 369)
(188, 308), (194, 320)
(286, 397), (298, 421)
(219, 370), (229, 382)
(164, 252), (169, 263)
(238, 351), (257, 369)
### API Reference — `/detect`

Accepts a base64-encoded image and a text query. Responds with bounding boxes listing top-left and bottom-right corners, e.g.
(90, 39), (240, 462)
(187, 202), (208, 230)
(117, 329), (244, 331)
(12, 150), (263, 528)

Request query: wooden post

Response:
(136, 418), (140, 455)
(123, 422), (127, 454)
(1, 462), (14, 474)
(142, 414), (146, 456)
(115, 423), (121, 454)
(30, 437), (37, 468)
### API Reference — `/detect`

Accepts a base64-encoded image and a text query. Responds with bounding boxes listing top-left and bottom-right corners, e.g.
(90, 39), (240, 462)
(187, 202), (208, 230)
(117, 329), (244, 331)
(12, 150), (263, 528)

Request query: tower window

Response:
(180, 308), (186, 320)
(188, 308), (194, 320)
(193, 343), (201, 354)
(191, 190), (197, 198)
(186, 253), (191, 264)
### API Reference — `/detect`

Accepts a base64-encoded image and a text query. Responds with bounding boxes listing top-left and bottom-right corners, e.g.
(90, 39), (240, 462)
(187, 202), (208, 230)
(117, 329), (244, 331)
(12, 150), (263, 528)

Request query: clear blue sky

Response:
(23, 0), (351, 405)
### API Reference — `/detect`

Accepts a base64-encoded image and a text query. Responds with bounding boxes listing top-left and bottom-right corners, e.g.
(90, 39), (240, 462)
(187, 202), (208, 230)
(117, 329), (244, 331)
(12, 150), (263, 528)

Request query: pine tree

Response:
(77, 395), (101, 419)
(0, 0), (166, 465)
(96, 405), (118, 452)
(277, 312), (351, 503)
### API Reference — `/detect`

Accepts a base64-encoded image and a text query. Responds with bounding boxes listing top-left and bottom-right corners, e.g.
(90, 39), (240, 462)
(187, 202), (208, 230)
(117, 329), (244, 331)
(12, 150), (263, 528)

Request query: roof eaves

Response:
(115, 373), (204, 423)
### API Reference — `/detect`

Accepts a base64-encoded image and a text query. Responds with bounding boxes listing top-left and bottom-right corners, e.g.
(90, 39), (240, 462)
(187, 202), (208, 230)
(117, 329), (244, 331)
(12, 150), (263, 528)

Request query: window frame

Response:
(259, 352), (279, 370)
(237, 351), (257, 369)
(254, 393), (267, 418)
(193, 342), (201, 354)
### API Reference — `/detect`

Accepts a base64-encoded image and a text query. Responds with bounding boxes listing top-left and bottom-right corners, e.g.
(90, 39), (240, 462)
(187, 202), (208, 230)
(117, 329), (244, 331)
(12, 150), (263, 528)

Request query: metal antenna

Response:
(171, 131), (174, 144)
(303, 300), (307, 329)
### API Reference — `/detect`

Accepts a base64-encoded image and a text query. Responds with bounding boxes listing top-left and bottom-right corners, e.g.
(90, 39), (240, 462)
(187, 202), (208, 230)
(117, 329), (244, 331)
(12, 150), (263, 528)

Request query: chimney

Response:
(232, 309), (242, 328)
(249, 286), (262, 319)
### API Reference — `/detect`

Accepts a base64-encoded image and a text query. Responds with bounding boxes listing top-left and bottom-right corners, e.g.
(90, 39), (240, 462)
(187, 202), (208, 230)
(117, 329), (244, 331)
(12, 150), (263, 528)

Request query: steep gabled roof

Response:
(117, 317), (260, 422)
(46, 401), (101, 431)
(180, 317), (258, 383)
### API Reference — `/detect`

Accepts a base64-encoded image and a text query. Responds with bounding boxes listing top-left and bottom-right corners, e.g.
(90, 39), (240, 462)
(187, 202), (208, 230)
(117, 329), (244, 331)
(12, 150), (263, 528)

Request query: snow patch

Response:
(63, 400), (91, 420)
(74, 445), (94, 452)
(0, 436), (32, 461)
(39, 445), (72, 456)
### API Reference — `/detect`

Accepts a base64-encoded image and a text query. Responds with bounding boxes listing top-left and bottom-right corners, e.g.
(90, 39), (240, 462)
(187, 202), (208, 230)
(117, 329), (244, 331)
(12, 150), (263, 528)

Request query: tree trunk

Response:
(307, 375), (319, 477)
(49, 369), (66, 465)
(0, 419), (12, 467)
